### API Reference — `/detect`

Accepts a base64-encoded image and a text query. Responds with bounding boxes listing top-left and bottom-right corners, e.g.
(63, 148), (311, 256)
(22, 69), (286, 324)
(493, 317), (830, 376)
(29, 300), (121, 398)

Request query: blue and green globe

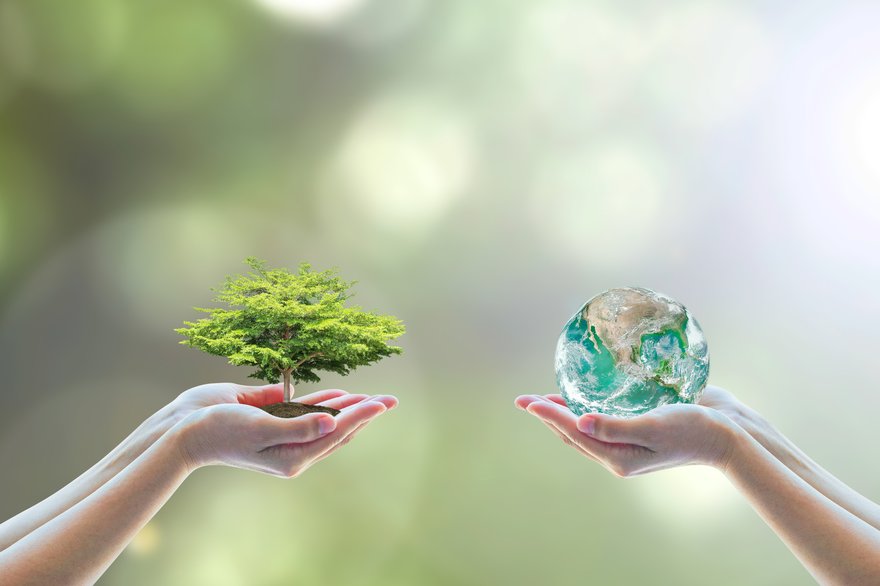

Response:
(555, 287), (710, 418)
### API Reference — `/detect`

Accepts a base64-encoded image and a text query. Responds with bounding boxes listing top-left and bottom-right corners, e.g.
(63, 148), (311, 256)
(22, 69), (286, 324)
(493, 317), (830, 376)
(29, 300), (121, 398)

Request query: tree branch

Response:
(294, 352), (322, 369)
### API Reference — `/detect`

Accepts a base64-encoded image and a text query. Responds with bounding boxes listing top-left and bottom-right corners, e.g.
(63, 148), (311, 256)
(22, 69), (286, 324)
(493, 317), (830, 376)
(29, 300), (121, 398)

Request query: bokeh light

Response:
(529, 141), (678, 268)
(841, 73), (880, 197)
(126, 522), (161, 557)
(334, 0), (427, 48)
(319, 93), (476, 262)
(633, 468), (740, 530)
(767, 5), (880, 268)
(2, 1), (879, 585)
(646, 3), (773, 130)
(92, 204), (255, 336)
(253, 0), (367, 27)
(514, 1), (646, 132)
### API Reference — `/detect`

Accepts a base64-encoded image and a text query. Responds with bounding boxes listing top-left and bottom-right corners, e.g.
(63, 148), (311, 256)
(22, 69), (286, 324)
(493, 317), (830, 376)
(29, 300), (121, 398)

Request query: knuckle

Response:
(591, 420), (609, 441)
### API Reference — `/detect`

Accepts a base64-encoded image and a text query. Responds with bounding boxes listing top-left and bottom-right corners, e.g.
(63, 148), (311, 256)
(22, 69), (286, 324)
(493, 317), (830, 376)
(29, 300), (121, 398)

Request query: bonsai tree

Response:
(176, 258), (405, 416)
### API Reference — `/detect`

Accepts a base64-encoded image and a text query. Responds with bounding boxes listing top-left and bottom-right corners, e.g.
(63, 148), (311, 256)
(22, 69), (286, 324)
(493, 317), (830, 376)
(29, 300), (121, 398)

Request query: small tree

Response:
(177, 258), (405, 403)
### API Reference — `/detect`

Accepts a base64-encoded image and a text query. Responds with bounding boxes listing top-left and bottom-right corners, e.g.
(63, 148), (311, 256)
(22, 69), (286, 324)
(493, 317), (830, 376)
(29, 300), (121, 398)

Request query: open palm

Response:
(515, 386), (738, 477)
(170, 383), (397, 477)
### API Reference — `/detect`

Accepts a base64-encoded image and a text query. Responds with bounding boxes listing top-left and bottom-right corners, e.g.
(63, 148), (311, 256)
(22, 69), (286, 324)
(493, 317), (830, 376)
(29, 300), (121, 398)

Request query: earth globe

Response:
(555, 287), (709, 418)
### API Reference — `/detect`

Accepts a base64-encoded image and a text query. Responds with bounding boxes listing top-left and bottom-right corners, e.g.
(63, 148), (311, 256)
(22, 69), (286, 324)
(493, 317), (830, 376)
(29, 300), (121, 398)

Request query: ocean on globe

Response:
(555, 287), (709, 418)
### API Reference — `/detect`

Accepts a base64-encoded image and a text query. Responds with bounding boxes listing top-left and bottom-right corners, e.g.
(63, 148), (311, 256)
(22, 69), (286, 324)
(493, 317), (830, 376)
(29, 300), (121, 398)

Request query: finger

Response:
(577, 413), (655, 446)
(264, 412), (337, 445)
(296, 389), (348, 405)
(544, 394), (568, 407)
(535, 419), (600, 463)
(311, 420), (370, 464)
(318, 394), (370, 410)
(317, 394), (397, 411)
(236, 384), (284, 407)
(514, 395), (543, 410)
(525, 397), (579, 431)
(310, 396), (396, 460)
(525, 399), (616, 459)
(296, 399), (388, 458)
(369, 394), (399, 409)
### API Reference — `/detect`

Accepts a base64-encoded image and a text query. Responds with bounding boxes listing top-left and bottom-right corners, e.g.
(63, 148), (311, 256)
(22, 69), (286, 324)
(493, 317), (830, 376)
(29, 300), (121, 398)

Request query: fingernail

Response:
(372, 395), (398, 408)
(578, 416), (596, 435)
(318, 416), (336, 434)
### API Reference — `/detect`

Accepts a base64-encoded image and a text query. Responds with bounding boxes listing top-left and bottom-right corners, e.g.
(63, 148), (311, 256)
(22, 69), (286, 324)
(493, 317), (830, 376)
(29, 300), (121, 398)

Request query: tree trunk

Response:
(282, 369), (294, 403)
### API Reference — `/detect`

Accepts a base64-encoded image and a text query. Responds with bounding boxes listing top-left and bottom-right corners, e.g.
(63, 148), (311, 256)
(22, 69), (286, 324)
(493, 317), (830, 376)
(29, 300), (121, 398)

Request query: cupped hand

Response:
(174, 384), (397, 478)
(514, 386), (738, 477)
(169, 382), (329, 415)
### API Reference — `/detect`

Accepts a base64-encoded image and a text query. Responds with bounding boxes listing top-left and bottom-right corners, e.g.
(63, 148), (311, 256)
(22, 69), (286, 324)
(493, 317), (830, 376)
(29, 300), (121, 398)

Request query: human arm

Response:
(0, 387), (395, 584)
(0, 383), (343, 552)
(700, 386), (880, 531)
(515, 392), (880, 585)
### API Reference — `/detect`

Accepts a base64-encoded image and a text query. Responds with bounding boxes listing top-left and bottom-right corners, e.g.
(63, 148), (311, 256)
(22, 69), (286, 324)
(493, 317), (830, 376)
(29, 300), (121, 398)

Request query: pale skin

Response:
(0, 383), (397, 585)
(515, 386), (880, 585)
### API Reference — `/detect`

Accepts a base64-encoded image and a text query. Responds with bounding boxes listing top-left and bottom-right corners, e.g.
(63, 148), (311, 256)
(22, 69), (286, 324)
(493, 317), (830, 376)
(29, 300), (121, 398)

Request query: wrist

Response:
(165, 413), (207, 474)
(729, 401), (767, 435)
(724, 402), (790, 459)
(704, 409), (750, 472)
(96, 403), (184, 474)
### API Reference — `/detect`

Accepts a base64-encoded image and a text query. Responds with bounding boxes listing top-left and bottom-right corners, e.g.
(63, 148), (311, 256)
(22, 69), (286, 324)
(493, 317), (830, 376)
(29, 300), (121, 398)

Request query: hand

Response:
(167, 382), (324, 419)
(174, 385), (397, 478)
(514, 387), (738, 478)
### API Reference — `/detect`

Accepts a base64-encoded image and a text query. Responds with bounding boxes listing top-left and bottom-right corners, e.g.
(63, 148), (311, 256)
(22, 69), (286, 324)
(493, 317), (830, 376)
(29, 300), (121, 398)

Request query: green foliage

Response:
(176, 258), (405, 393)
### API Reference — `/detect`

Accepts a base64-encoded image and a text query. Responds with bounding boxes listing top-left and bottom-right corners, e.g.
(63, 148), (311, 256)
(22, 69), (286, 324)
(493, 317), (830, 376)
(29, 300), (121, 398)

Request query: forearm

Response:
(0, 424), (192, 585)
(722, 427), (880, 585)
(732, 406), (880, 531)
(0, 401), (184, 551)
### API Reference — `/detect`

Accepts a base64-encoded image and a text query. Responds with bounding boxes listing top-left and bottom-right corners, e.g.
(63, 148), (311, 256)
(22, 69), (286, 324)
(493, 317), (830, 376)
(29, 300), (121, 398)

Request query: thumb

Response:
(268, 413), (337, 444)
(577, 414), (653, 445)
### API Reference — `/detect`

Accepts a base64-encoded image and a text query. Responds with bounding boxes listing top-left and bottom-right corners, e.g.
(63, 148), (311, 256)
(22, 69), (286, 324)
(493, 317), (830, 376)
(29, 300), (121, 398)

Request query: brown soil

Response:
(260, 401), (341, 419)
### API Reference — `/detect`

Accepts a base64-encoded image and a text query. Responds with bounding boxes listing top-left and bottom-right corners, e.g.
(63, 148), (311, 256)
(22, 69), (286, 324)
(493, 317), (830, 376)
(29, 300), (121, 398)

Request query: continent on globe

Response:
(555, 287), (709, 418)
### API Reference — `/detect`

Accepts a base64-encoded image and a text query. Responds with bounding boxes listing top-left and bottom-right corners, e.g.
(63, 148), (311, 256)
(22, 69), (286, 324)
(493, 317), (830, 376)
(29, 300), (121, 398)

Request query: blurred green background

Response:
(1, 0), (880, 584)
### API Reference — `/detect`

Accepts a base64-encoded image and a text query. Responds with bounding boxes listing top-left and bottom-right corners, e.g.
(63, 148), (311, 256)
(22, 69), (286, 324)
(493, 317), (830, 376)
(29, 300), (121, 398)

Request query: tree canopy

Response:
(176, 258), (405, 401)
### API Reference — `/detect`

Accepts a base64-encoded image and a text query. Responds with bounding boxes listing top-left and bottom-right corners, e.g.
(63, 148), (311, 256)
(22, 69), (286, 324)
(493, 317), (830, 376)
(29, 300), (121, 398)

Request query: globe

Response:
(555, 287), (709, 418)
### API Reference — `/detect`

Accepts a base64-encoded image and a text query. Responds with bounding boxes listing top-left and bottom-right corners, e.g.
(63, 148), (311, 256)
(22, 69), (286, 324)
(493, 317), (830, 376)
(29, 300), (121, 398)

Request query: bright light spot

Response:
(513, 2), (771, 132)
(515, 1), (647, 130)
(319, 93), (475, 262)
(334, 97), (474, 230)
(846, 77), (880, 191)
(128, 522), (161, 556)
(767, 8), (880, 267)
(632, 467), (740, 530)
(253, 0), (366, 26)
(336, 0), (426, 47)
(647, 3), (773, 129)
(93, 204), (252, 336)
(530, 141), (677, 268)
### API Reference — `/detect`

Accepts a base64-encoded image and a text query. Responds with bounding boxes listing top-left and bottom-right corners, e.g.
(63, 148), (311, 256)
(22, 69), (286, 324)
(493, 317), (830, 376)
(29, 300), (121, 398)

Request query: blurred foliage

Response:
(1, 0), (879, 584)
